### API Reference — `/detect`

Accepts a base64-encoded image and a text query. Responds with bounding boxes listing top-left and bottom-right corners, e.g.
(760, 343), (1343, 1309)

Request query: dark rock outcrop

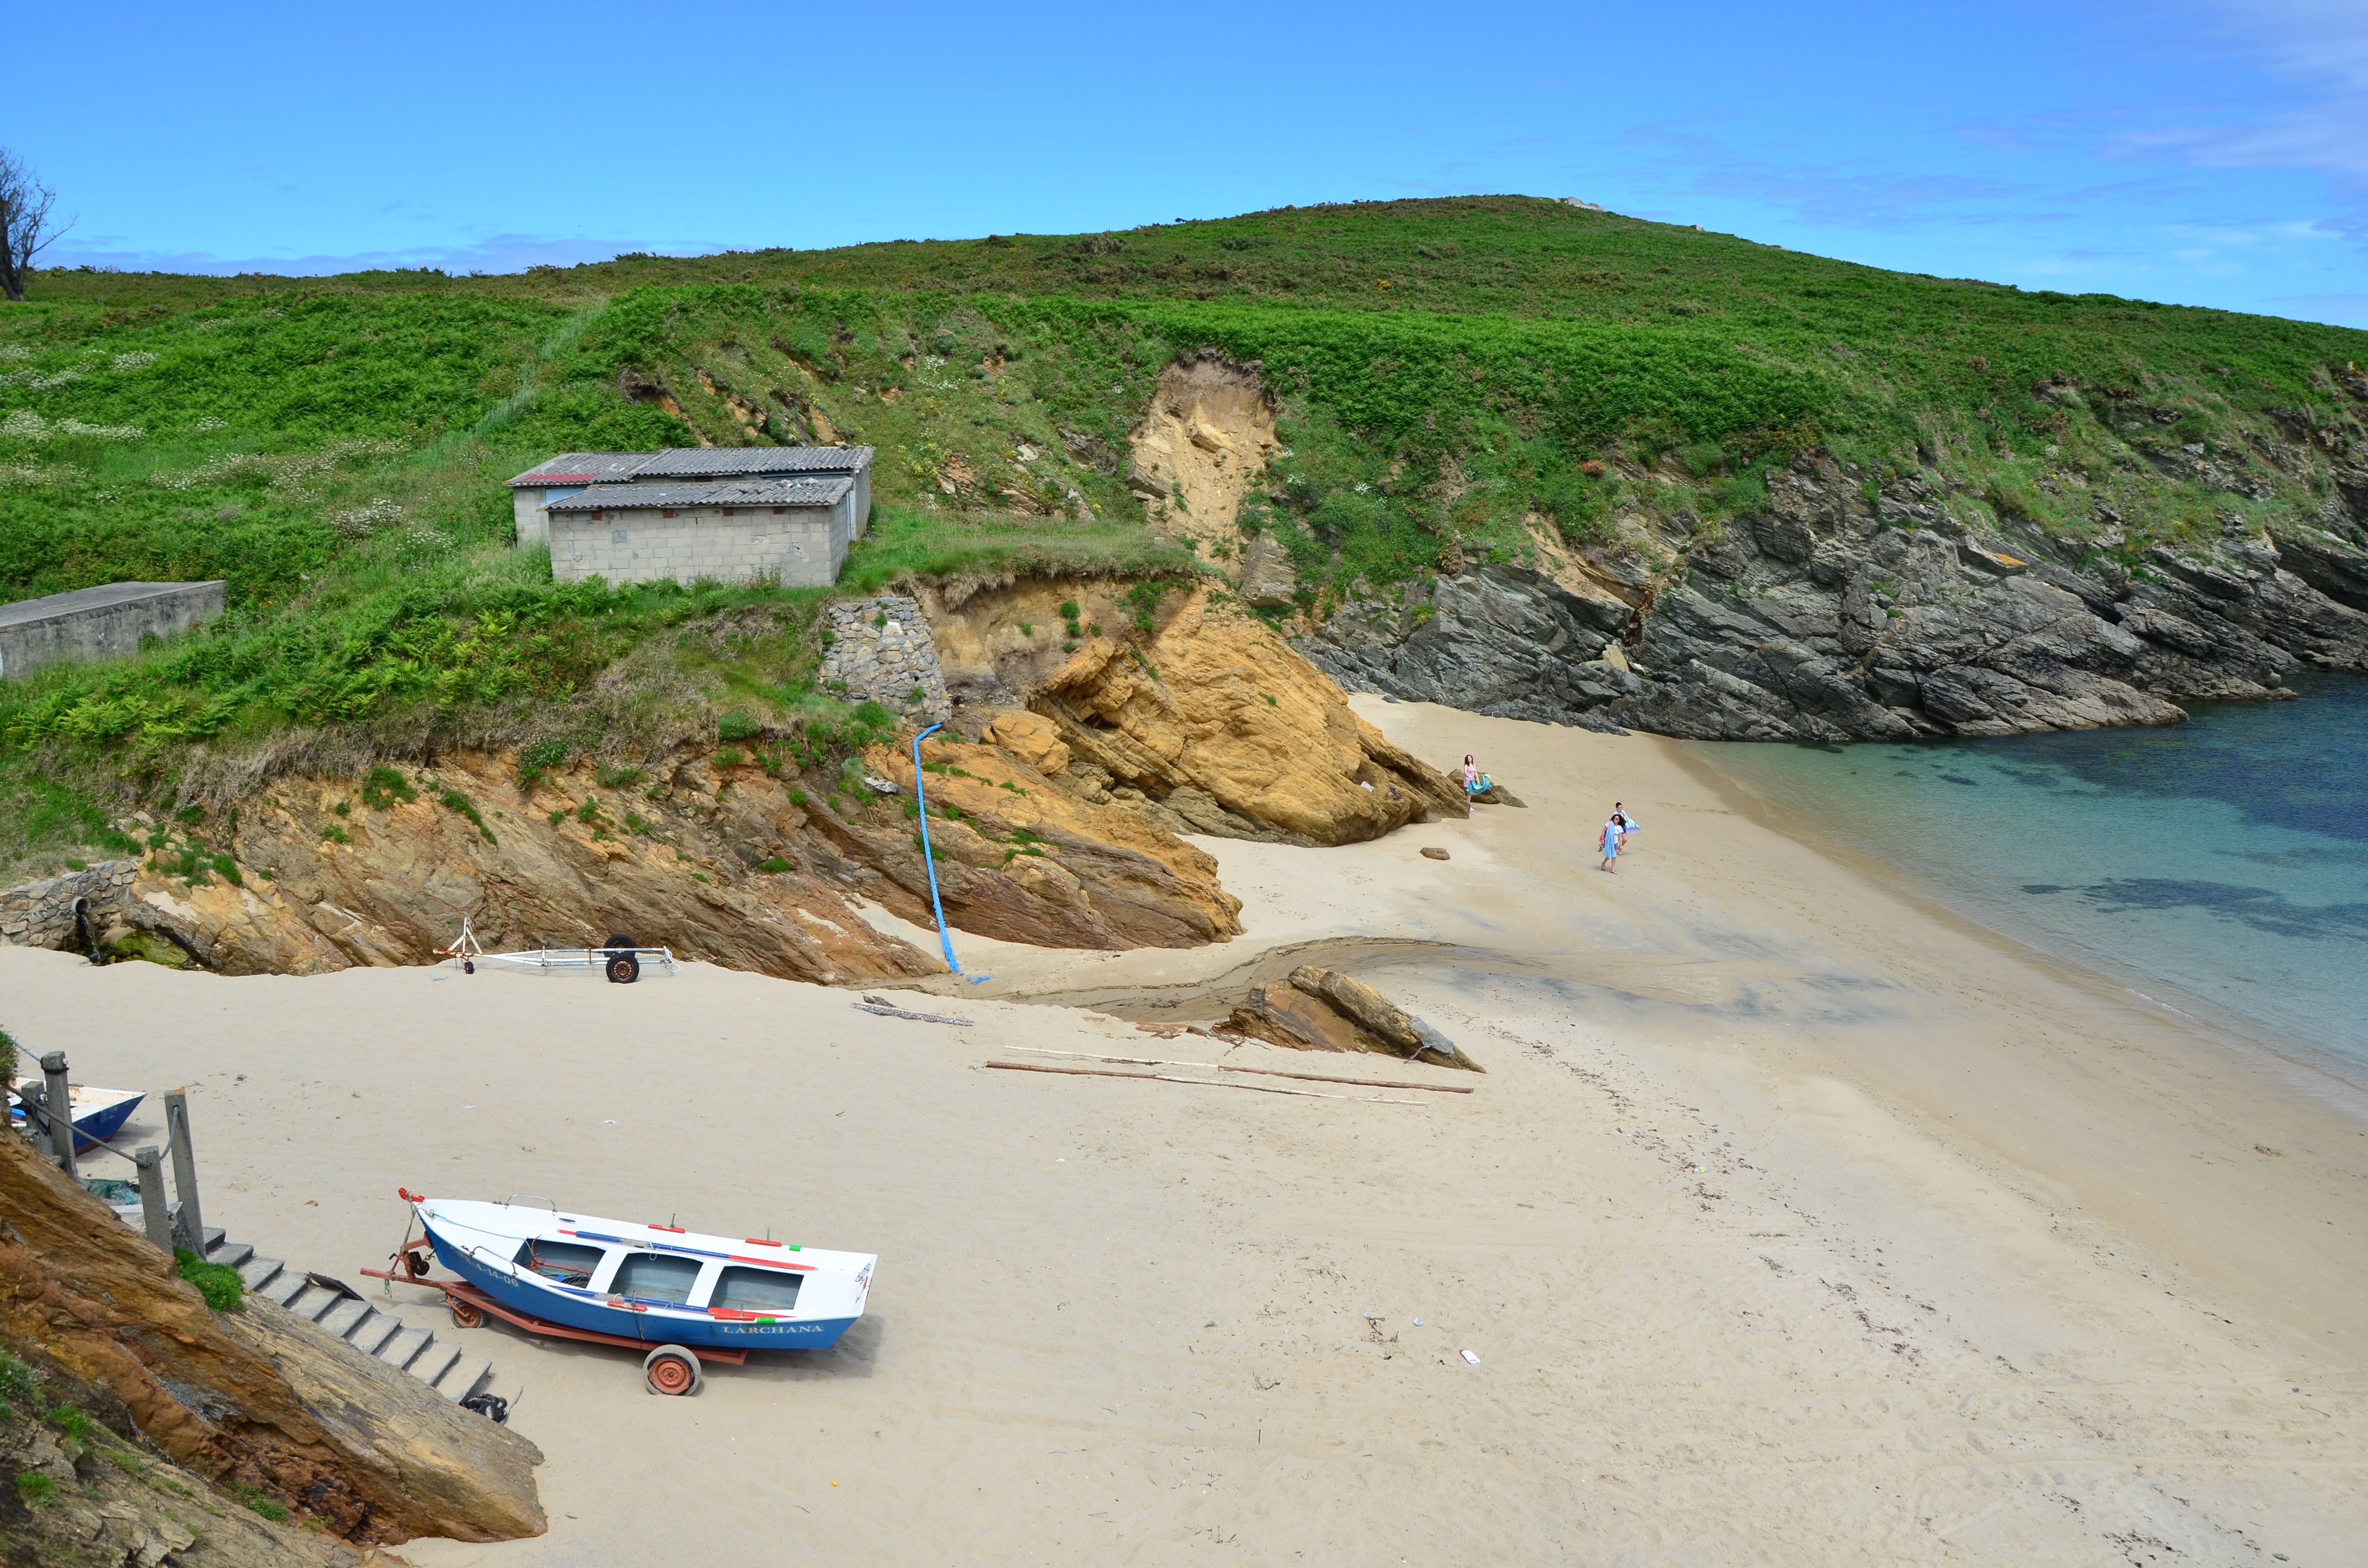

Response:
(1301, 458), (2368, 741)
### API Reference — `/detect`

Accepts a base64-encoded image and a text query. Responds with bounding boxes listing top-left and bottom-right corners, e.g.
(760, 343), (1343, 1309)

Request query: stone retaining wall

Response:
(819, 597), (951, 723)
(0, 860), (137, 950)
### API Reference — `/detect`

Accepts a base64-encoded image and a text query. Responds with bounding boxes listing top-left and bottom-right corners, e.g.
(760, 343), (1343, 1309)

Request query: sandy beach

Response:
(8, 697), (2366, 1564)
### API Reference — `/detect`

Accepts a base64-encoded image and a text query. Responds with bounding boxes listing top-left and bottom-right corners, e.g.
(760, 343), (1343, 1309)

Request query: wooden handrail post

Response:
(135, 1147), (173, 1252)
(40, 1052), (74, 1181)
(162, 1090), (202, 1254)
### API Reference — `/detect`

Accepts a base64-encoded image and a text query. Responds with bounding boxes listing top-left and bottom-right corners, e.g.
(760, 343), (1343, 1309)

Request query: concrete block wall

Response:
(819, 597), (951, 723)
(0, 582), (227, 680)
(548, 493), (855, 587)
(0, 860), (136, 950)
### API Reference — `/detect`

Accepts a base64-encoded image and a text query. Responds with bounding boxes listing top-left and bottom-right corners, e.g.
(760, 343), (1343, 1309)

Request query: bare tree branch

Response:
(0, 147), (72, 303)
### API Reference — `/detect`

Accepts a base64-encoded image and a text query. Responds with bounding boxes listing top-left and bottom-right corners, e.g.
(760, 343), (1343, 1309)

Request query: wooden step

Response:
(437, 1357), (492, 1403)
(377, 1326), (432, 1370)
(347, 1310), (403, 1356)
(410, 1339), (463, 1389)
(286, 1284), (346, 1322)
(260, 1269), (310, 1308)
(317, 1298), (372, 1340)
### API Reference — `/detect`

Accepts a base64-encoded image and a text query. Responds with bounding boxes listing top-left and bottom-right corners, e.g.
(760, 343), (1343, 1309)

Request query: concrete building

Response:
(543, 476), (860, 587)
(0, 581), (227, 680)
(507, 447), (873, 552)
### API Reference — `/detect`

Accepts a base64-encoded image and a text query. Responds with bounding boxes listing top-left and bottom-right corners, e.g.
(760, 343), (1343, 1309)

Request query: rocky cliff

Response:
(31, 582), (1463, 978)
(0, 1127), (543, 1552)
(930, 580), (1469, 845)
(1304, 455), (2368, 741)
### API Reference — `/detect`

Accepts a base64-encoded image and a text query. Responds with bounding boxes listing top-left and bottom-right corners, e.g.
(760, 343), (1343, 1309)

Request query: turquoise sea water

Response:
(1689, 674), (2368, 1080)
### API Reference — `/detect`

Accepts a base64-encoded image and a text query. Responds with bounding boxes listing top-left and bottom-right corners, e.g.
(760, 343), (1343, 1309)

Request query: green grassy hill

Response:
(3, 195), (2364, 880)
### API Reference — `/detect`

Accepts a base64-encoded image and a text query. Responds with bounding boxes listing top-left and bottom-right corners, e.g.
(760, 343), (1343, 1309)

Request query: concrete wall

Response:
(0, 582), (227, 681)
(547, 491), (856, 587)
(0, 860), (136, 951)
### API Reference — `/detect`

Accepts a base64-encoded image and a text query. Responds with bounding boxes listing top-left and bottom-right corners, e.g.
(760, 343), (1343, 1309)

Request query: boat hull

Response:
(10, 1085), (143, 1153)
(427, 1223), (859, 1351)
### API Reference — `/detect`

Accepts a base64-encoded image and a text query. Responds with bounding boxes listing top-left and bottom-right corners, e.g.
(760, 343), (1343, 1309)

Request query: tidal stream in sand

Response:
(1690, 671), (2368, 1082)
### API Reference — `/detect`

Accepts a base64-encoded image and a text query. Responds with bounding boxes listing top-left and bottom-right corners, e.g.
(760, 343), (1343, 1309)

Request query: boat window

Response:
(613, 1253), (702, 1305)
(711, 1266), (802, 1313)
(513, 1240), (605, 1286)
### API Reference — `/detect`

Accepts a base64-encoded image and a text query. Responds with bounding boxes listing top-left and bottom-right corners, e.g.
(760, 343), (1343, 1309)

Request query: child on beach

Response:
(1600, 816), (1622, 872)
(1612, 802), (1638, 851)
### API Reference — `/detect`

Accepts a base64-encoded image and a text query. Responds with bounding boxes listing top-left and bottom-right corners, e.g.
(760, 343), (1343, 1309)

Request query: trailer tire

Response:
(643, 1346), (701, 1396)
(603, 933), (638, 951)
(606, 952), (640, 984)
(450, 1297), (484, 1329)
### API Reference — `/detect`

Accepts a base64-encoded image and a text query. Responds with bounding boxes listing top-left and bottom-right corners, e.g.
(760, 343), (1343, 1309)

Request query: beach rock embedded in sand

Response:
(0, 1125), (544, 1548)
(1026, 587), (1469, 846)
(1421, 846), (1451, 860)
(1223, 968), (1481, 1072)
(1287, 965), (1484, 1072)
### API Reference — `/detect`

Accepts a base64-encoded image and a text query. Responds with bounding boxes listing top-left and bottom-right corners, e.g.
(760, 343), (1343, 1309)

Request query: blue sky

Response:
(17, 0), (2368, 325)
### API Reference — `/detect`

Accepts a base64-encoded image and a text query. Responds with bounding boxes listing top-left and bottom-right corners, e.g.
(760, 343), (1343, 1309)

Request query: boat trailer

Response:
(440, 919), (676, 984)
(366, 1238), (741, 1396)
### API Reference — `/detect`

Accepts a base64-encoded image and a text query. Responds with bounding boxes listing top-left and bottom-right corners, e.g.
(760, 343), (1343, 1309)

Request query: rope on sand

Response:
(983, 1060), (1420, 1104)
(1004, 1045), (1476, 1094)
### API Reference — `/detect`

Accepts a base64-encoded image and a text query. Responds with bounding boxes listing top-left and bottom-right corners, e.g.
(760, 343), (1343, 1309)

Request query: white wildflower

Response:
(57, 418), (148, 441)
(333, 498), (406, 540)
(29, 368), (84, 392)
(2, 409), (49, 441)
(193, 416), (225, 432)
(111, 351), (160, 371)
(0, 344), (28, 362)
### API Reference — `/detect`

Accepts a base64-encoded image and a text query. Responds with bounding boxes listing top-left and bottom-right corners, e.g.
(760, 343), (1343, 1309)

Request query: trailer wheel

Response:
(603, 933), (638, 951)
(605, 952), (641, 984)
(643, 1345), (701, 1396)
(449, 1297), (483, 1330)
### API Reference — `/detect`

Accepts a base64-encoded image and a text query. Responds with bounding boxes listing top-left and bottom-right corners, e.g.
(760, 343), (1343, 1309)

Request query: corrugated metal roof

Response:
(544, 476), (853, 513)
(625, 446), (874, 478)
(505, 453), (649, 487)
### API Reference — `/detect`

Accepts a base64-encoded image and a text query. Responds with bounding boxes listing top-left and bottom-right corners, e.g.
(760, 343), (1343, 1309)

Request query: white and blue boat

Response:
(11, 1082), (145, 1153)
(414, 1196), (874, 1351)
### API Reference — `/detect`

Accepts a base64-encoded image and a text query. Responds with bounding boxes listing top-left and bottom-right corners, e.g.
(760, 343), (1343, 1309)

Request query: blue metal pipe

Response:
(910, 723), (973, 978)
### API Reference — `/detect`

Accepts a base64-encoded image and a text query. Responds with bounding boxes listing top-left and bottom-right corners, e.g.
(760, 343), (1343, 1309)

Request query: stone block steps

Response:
(209, 1236), (494, 1405)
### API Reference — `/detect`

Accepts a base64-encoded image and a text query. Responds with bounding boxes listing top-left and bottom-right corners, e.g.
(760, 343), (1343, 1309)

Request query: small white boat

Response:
(413, 1196), (875, 1352)
(11, 1081), (145, 1153)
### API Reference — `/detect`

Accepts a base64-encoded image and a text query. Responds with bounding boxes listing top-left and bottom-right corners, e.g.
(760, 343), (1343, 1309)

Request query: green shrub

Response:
(319, 823), (350, 845)
(756, 857), (791, 874)
(175, 1248), (245, 1313)
(713, 747), (746, 770)
(788, 787), (810, 808)
(716, 710), (762, 743)
(438, 788), (497, 844)
(518, 740), (573, 789)
(0, 1026), (15, 1092)
(210, 854), (242, 886)
(15, 1470), (54, 1508)
(358, 764), (415, 811)
(232, 1484), (288, 1522)
(595, 764), (644, 788)
(574, 796), (601, 824)
(0, 1349), (38, 1419)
